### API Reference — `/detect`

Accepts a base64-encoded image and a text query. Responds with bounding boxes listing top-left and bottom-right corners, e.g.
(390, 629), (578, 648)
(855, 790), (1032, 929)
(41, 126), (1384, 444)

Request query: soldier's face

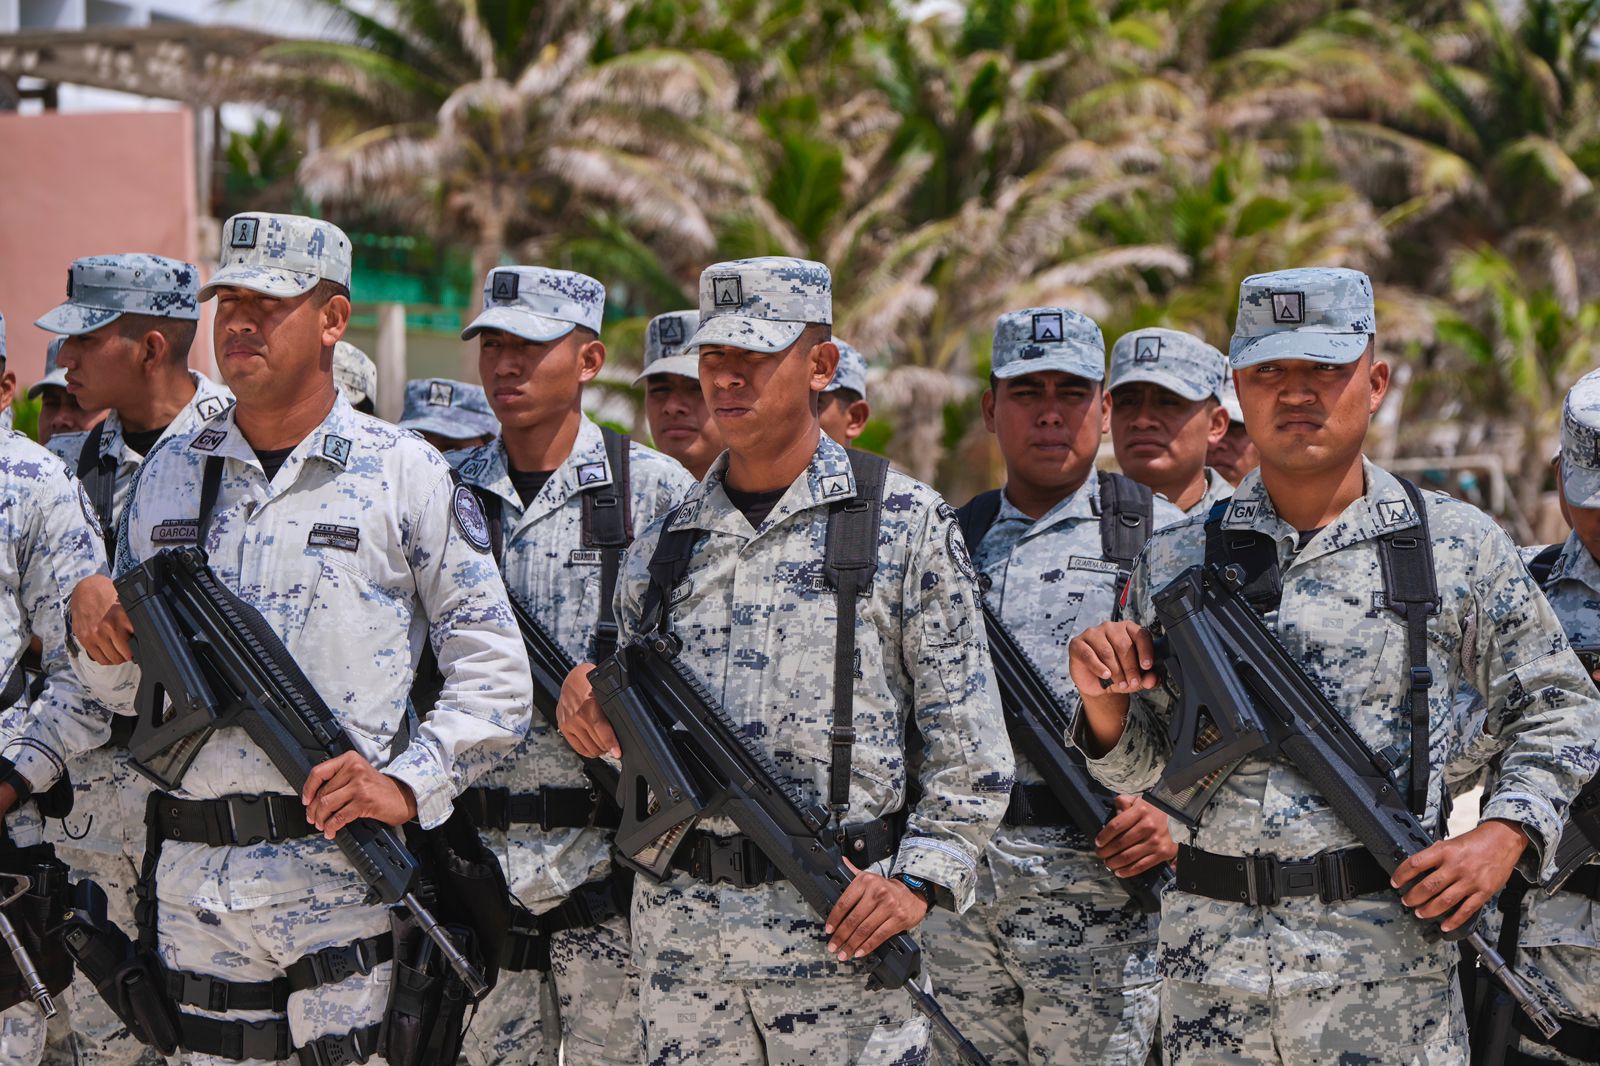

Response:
(1109, 382), (1227, 487)
(213, 286), (348, 406)
(479, 329), (603, 430)
(57, 325), (143, 413)
(37, 385), (107, 444)
(1234, 351), (1387, 474)
(698, 336), (836, 455)
(1208, 421), (1261, 485)
(983, 371), (1105, 495)
(1556, 465), (1600, 561)
(645, 373), (722, 479)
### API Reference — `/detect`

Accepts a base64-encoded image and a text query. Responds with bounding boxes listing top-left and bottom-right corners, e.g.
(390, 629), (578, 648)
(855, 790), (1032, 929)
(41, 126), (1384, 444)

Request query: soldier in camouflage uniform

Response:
(48, 212), (532, 1066)
(1069, 268), (1600, 1065)
(452, 266), (692, 1065)
(0, 311), (108, 1065)
(33, 337), (107, 448)
(1207, 378), (1259, 488)
(919, 307), (1182, 1065)
(1466, 373), (1600, 1066)
(637, 309), (723, 480)
(1107, 327), (1232, 515)
(32, 253), (229, 1066)
(818, 339), (871, 446)
(332, 340), (377, 415)
(558, 256), (1014, 1064)
(398, 378), (498, 453)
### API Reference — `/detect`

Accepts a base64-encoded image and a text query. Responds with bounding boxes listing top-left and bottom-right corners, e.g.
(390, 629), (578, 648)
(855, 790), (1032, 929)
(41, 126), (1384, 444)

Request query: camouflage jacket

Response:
(68, 395), (532, 911)
(614, 435), (1013, 979)
(972, 476), (1182, 901)
(450, 415), (691, 912)
(1085, 461), (1599, 994)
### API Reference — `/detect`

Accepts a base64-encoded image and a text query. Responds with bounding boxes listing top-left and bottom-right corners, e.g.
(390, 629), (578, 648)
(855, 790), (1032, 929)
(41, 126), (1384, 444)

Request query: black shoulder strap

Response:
(1376, 478), (1439, 818)
(1203, 501), (1284, 612)
(822, 449), (889, 835)
(196, 456), (225, 551)
(1526, 543), (1564, 590)
(640, 506), (700, 637)
(954, 489), (1003, 555)
(582, 428), (632, 663)
(77, 421), (118, 559)
(1097, 471), (1154, 579)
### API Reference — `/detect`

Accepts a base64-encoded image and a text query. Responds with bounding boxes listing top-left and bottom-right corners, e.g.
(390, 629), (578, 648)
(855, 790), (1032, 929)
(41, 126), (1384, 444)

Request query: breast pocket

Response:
(295, 553), (414, 727)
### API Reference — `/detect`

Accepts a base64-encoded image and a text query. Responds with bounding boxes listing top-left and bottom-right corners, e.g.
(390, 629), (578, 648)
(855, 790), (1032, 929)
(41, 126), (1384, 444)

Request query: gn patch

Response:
(308, 523), (360, 552)
(191, 428), (227, 452)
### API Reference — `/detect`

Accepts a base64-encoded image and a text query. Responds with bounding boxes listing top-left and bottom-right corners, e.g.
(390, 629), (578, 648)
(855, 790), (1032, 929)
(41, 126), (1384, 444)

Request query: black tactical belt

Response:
(1513, 1009), (1600, 1063)
(177, 1013), (380, 1064)
(502, 874), (632, 973)
(1003, 783), (1079, 829)
(1558, 865), (1600, 903)
(458, 784), (619, 832)
(1175, 844), (1389, 907)
(167, 933), (394, 1014)
(150, 793), (314, 847)
(671, 818), (900, 889)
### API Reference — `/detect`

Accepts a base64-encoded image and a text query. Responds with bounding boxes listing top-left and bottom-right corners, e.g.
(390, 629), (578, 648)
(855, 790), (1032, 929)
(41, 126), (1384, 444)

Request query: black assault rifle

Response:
(1545, 644), (1599, 893)
(981, 603), (1170, 911)
(589, 633), (991, 1066)
(114, 546), (489, 998)
(1147, 563), (1561, 1041)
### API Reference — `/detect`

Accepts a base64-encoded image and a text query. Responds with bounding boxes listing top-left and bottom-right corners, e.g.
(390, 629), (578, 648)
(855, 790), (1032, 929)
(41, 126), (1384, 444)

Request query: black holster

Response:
(59, 879), (179, 1054)
(0, 843), (73, 1013)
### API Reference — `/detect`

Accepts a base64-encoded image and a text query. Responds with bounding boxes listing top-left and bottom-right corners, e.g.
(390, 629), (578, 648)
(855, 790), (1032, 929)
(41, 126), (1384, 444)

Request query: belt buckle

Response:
(703, 836), (766, 889)
(178, 969), (225, 1012)
(1275, 856), (1319, 901)
(238, 1018), (286, 1062)
(226, 794), (279, 846)
(302, 1028), (371, 1066)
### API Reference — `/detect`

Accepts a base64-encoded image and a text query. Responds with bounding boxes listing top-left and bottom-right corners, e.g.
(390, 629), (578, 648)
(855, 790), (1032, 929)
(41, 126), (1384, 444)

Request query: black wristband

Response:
(893, 872), (939, 910)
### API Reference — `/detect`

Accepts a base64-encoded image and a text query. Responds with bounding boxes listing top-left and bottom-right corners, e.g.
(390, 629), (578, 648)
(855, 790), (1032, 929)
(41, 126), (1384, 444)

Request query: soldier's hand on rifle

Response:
(302, 751), (419, 838)
(1390, 818), (1530, 934)
(1068, 621), (1159, 755)
(70, 575), (134, 666)
(557, 663), (620, 759)
(1095, 794), (1178, 878)
(824, 860), (928, 962)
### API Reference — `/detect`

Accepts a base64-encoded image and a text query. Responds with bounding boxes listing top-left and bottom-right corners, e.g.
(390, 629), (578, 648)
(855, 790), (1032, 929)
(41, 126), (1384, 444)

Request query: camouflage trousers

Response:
(157, 879), (392, 1066)
(462, 910), (639, 1065)
(919, 882), (1160, 1065)
(1491, 940), (1600, 1065)
(638, 968), (930, 1064)
(1162, 967), (1469, 1065)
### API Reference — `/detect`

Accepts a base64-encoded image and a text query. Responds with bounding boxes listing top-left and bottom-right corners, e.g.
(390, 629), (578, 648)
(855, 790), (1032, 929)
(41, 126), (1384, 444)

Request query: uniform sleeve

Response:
(1, 478), (115, 794)
(1465, 522), (1600, 882)
(1074, 543), (1175, 794)
(889, 502), (1013, 913)
(629, 450), (694, 538)
(383, 463), (532, 828)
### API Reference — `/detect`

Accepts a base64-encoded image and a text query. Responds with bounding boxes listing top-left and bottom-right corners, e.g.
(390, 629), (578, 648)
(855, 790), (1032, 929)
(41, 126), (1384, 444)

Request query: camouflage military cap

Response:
(332, 340), (377, 407)
(688, 257), (832, 354)
(201, 213), (353, 300)
(1218, 376), (1244, 424)
(461, 266), (605, 343)
(27, 337), (68, 399)
(1561, 369), (1600, 508)
(399, 379), (498, 441)
(36, 254), (201, 336)
(634, 310), (700, 384)
(1109, 327), (1226, 402)
(991, 307), (1105, 382)
(823, 339), (868, 398)
(1230, 267), (1375, 368)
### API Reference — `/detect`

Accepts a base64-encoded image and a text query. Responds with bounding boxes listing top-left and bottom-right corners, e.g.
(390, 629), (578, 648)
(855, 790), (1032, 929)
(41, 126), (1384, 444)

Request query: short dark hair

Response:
(799, 323), (832, 349)
(314, 279), (352, 305)
(822, 387), (863, 409)
(571, 325), (600, 345)
(116, 314), (198, 362)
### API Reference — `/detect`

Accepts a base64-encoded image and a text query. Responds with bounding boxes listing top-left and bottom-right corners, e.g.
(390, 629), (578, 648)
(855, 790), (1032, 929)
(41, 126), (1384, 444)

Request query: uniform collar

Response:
(451, 414), (611, 527)
(996, 473), (1100, 540)
(1220, 459), (1424, 566)
(668, 433), (857, 537)
(186, 391), (362, 477)
(102, 371), (231, 463)
(1186, 467), (1233, 516)
(1551, 533), (1600, 593)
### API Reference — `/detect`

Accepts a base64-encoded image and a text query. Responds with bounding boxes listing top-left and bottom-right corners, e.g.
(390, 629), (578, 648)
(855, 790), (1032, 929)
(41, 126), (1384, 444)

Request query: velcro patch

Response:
(191, 428), (227, 452)
(1271, 291), (1304, 325)
(427, 381), (454, 407)
(1227, 500), (1261, 524)
(1068, 556), (1123, 575)
(308, 523), (360, 552)
(322, 435), (352, 465)
(658, 317), (685, 345)
(1134, 336), (1161, 363)
(1032, 312), (1064, 343)
(230, 217), (259, 249)
(1376, 499), (1414, 527)
(711, 275), (743, 307)
(491, 271), (519, 302)
(576, 462), (608, 486)
(151, 520), (199, 544)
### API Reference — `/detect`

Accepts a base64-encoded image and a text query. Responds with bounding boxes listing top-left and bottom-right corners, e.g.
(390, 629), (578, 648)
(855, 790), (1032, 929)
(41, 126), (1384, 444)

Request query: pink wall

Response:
(0, 109), (214, 391)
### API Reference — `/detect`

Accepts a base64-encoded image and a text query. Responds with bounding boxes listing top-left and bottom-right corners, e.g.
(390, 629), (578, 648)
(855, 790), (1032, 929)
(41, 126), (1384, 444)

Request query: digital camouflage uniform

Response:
(632, 311), (700, 385)
(452, 266), (693, 1066)
(1082, 269), (1600, 1066)
(1107, 326), (1233, 518)
(397, 378), (497, 447)
(920, 307), (1183, 1066)
(824, 340), (869, 397)
(33, 254), (226, 1066)
(63, 214), (533, 1066)
(611, 258), (1014, 1064)
(332, 341), (377, 410)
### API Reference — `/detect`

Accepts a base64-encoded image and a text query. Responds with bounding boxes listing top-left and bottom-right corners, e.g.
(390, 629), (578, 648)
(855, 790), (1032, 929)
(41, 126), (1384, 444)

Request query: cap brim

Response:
(399, 412), (499, 440)
(460, 307), (577, 343)
(1107, 367), (1213, 402)
(35, 302), (123, 337)
(1561, 456), (1600, 508)
(687, 316), (804, 355)
(200, 266), (320, 301)
(1229, 331), (1369, 369)
(634, 353), (701, 384)
(993, 356), (1104, 382)
(1222, 395), (1244, 423)
(27, 369), (69, 398)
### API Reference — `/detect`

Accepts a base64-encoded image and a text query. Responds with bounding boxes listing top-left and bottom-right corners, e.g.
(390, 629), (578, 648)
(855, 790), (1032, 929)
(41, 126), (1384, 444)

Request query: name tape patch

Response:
(308, 523), (360, 552)
(151, 520), (199, 545)
(569, 549), (603, 565)
(1068, 556), (1123, 575)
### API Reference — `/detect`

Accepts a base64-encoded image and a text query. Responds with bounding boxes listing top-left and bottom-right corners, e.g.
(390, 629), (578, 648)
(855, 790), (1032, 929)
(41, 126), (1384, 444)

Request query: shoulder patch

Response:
(1376, 499), (1413, 527)
(576, 461), (608, 486)
(937, 501), (957, 522)
(195, 396), (228, 421)
(821, 473), (851, 498)
(946, 522), (977, 581)
(77, 482), (100, 528)
(452, 484), (492, 553)
(322, 435), (352, 466)
(192, 428), (227, 452)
